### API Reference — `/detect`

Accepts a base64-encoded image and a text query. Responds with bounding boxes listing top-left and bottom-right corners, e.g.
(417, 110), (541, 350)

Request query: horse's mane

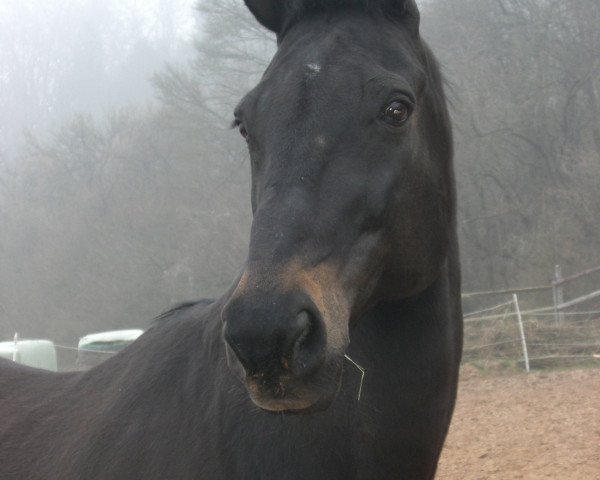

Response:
(154, 299), (213, 323)
(265, 0), (419, 39)
(287, 0), (417, 19)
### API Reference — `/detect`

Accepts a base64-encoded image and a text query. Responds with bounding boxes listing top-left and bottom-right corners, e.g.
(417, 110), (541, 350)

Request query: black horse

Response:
(0, 1), (462, 478)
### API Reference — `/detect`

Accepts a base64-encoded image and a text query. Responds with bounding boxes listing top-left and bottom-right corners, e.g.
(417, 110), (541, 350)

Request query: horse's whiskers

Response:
(344, 354), (366, 401)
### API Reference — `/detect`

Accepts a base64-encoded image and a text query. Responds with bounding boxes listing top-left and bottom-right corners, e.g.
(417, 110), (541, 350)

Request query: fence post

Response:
(513, 294), (530, 372)
(12, 332), (19, 363)
(553, 264), (565, 324)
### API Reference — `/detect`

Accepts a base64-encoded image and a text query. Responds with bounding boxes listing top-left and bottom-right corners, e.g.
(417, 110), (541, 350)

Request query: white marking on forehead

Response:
(306, 63), (322, 77)
(315, 136), (327, 148)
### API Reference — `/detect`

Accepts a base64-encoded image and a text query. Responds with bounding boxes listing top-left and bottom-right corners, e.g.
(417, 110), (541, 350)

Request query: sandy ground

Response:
(437, 367), (600, 479)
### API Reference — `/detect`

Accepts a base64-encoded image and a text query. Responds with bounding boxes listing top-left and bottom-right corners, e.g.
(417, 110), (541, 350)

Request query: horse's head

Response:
(221, 0), (454, 413)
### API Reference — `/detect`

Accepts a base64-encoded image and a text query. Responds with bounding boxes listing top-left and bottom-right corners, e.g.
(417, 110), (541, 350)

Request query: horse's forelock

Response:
(291, 0), (414, 15)
(288, 0), (419, 26)
(245, 0), (419, 36)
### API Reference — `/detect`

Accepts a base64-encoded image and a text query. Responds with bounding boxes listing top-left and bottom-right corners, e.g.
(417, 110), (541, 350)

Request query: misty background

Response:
(1, 0), (598, 347)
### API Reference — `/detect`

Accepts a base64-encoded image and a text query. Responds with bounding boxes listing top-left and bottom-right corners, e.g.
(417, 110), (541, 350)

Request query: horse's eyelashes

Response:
(233, 119), (250, 141)
(239, 125), (249, 140)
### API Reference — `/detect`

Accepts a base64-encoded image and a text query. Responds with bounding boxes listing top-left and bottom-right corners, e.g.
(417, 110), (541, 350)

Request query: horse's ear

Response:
(244, 0), (285, 33)
(386, 0), (420, 32)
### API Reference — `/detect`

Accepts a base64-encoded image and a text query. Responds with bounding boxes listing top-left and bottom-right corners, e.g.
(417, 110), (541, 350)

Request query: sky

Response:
(0, 0), (199, 163)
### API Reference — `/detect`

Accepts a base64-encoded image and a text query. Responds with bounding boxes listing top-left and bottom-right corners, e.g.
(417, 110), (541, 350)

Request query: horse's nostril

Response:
(223, 293), (327, 379)
(287, 309), (326, 376)
(292, 311), (315, 353)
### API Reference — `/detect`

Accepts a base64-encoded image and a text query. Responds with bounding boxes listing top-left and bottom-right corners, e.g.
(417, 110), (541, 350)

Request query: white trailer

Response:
(0, 336), (58, 371)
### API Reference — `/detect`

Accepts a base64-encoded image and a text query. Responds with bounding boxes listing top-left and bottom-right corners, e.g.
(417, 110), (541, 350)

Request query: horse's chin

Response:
(244, 362), (343, 415)
(256, 395), (336, 415)
(224, 342), (345, 415)
(249, 388), (338, 415)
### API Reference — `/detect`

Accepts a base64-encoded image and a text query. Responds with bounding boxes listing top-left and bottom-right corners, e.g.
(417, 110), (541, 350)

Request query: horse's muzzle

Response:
(221, 288), (342, 413)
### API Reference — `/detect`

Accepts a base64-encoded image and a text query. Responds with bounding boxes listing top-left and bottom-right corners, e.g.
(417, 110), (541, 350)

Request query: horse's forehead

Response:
(276, 25), (381, 71)
(265, 45), (376, 101)
(268, 42), (361, 83)
(266, 21), (418, 92)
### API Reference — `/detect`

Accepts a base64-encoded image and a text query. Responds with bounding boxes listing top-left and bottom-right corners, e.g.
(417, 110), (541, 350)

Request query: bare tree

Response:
(424, 0), (600, 291)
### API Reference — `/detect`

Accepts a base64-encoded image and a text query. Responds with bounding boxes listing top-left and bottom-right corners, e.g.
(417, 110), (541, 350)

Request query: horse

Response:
(0, 1), (462, 478)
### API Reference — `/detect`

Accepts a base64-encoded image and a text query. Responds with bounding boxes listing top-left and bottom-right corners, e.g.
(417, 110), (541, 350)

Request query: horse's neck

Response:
(334, 258), (461, 478)
(348, 255), (461, 409)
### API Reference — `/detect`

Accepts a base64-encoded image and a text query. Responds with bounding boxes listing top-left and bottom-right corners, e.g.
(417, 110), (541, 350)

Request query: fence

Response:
(462, 264), (600, 371)
(6, 263), (599, 373)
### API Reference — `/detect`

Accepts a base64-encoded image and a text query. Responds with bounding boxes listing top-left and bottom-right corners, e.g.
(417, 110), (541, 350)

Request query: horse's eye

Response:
(382, 101), (411, 126)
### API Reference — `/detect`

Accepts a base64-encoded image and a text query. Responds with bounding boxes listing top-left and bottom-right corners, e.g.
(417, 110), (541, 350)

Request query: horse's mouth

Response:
(256, 397), (336, 415)
(224, 348), (341, 414)
(245, 375), (336, 413)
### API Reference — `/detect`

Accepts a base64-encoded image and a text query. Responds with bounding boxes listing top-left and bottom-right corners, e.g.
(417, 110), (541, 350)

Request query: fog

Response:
(1, 0), (599, 354)
(0, 0), (197, 158)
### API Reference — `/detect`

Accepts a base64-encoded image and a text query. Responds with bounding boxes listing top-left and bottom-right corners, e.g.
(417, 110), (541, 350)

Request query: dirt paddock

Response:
(437, 367), (600, 479)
